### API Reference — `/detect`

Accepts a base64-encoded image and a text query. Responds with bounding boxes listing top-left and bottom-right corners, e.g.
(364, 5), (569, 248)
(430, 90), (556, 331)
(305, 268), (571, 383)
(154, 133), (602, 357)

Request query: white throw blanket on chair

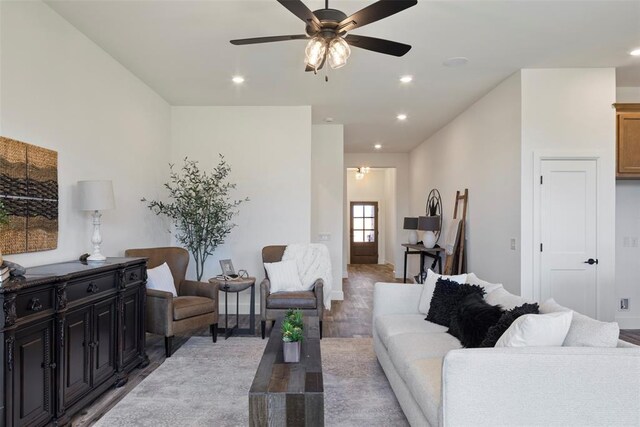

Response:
(283, 243), (332, 310)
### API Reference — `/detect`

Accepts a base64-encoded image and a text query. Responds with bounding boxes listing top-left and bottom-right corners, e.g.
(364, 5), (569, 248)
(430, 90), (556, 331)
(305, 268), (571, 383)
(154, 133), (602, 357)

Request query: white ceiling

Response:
(46, 0), (640, 153)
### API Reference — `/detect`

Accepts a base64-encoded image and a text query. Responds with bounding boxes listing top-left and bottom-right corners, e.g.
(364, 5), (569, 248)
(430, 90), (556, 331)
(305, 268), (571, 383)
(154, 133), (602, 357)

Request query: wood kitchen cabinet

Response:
(614, 103), (640, 179)
(0, 258), (148, 426)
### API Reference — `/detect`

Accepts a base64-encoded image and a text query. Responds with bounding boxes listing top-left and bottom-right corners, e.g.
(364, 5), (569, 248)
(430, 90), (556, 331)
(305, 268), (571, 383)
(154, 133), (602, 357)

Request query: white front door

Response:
(540, 159), (598, 317)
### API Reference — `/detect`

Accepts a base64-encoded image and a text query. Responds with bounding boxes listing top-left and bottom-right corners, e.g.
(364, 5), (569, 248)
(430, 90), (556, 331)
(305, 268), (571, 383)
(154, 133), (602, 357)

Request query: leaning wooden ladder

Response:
(443, 189), (469, 275)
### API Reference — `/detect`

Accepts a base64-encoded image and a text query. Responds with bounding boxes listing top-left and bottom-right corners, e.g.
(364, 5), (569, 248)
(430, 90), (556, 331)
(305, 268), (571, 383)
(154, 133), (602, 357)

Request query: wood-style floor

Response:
(72, 263), (640, 425)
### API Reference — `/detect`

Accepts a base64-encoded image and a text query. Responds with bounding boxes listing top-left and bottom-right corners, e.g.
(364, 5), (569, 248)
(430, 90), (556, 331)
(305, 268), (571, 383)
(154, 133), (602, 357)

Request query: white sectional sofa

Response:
(373, 282), (640, 427)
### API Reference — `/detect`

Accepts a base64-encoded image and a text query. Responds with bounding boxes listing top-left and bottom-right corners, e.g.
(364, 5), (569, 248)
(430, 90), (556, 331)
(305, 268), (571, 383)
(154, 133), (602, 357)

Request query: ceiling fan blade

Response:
(277, 0), (321, 31)
(345, 34), (411, 56)
(338, 0), (417, 32)
(230, 34), (309, 45)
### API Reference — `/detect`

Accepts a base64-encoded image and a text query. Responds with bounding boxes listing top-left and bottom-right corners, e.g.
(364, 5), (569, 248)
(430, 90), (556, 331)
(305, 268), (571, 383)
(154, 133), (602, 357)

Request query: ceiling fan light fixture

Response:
(328, 37), (351, 69)
(305, 36), (327, 70)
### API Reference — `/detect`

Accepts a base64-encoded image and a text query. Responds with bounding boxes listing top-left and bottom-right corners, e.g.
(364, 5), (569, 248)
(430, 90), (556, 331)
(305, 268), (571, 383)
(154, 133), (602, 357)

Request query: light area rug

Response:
(95, 337), (408, 427)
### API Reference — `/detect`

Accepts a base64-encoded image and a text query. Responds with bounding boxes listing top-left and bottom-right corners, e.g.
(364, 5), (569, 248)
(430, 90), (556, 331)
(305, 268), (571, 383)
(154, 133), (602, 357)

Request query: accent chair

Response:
(261, 245), (324, 339)
(124, 247), (219, 357)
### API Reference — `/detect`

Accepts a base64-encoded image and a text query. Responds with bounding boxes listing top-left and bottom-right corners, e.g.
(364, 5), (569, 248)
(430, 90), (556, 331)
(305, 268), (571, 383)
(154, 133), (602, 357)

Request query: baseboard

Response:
(616, 316), (640, 329)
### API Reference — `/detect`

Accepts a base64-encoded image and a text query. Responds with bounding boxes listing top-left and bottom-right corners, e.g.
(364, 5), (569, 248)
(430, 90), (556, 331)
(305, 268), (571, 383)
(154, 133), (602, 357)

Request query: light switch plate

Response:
(318, 233), (331, 242)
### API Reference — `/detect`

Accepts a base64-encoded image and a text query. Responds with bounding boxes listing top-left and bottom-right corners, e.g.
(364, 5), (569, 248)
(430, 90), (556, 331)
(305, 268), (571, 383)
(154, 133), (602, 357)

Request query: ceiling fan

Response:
(230, 0), (417, 72)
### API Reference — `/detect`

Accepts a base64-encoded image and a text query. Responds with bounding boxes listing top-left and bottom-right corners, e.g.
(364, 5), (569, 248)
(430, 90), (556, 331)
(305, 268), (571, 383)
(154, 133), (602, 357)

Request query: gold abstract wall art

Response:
(0, 136), (58, 254)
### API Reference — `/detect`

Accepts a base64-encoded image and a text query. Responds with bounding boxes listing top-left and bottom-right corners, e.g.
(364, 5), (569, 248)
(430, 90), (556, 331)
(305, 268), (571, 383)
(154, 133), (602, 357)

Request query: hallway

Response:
(323, 263), (403, 338)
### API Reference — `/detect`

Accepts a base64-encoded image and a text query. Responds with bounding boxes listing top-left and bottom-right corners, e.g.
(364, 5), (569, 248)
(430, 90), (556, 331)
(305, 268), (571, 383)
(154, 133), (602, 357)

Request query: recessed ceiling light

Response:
(443, 57), (469, 67)
(325, 117), (334, 123)
(399, 75), (413, 83)
(630, 48), (640, 56)
(397, 114), (408, 121)
(232, 75), (245, 84)
(374, 144), (382, 150)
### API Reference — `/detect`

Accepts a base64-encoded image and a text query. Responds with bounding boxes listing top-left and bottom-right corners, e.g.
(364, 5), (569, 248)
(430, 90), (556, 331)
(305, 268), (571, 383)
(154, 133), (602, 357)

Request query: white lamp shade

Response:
(77, 180), (115, 211)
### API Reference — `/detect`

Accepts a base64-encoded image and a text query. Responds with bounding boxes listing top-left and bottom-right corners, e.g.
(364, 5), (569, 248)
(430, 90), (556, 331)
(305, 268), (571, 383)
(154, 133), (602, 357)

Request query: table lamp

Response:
(418, 215), (440, 249)
(403, 217), (419, 244)
(77, 180), (115, 262)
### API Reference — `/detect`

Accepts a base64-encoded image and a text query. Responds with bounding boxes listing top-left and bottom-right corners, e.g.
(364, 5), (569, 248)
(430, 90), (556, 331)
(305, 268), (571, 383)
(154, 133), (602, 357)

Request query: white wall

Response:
(384, 168), (397, 266)
(171, 106), (312, 312)
(617, 87), (640, 103)
(344, 153), (410, 278)
(409, 72), (522, 293)
(520, 68), (617, 321)
(615, 181), (640, 327)
(345, 168), (389, 265)
(615, 86), (640, 328)
(311, 124), (344, 300)
(0, 0), (172, 267)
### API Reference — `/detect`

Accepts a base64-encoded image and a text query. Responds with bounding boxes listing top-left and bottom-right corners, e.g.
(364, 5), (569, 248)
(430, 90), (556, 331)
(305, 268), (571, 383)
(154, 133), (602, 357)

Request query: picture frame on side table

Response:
(219, 259), (235, 276)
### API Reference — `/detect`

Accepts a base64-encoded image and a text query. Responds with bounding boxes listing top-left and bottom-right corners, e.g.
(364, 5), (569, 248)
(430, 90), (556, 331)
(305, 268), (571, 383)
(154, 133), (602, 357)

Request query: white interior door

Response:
(540, 159), (597, 317)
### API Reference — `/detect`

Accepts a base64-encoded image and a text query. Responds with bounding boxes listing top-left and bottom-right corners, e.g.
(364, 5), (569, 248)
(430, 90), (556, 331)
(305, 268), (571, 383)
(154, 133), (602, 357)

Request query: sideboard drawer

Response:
(67, 272), (117, 302)
(16, 288), (54, 318)
(123, 265), (144, 286)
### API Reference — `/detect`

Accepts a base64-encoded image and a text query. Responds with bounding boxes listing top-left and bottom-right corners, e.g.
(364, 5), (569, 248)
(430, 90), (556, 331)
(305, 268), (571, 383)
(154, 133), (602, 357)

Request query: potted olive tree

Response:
(282, 309), (303, 363)
(143, 155), (248, 281)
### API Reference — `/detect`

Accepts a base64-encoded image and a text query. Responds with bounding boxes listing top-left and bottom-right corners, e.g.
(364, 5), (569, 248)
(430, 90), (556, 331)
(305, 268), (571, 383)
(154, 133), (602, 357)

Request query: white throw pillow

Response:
(495, 311), (573, 348)
(485, 287), (530, 310)
(146, 262), (177, 297)
(418, 269), (467, 314)
(466, 273), (503, 294)
(264, 260), (304, 293)
(540, 298), (620, 348)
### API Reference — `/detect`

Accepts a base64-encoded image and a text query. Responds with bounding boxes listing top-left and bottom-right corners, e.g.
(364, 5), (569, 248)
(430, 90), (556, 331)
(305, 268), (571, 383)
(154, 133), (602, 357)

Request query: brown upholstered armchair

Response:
(125, 247), (219, 357)
(261, 245), (324, 339)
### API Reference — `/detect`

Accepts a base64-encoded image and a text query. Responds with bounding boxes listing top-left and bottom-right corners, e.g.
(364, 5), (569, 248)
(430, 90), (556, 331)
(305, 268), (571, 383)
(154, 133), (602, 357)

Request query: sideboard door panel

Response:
(63, 307), (92, 407)
(12, 320), (54, 427)
(122, 288), (140, 365)
(92, 299), (116, 386)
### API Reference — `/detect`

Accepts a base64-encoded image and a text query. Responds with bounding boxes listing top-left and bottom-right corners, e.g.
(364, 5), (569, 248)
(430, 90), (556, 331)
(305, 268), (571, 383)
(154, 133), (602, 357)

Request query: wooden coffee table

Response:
(249, 315), (324, 427)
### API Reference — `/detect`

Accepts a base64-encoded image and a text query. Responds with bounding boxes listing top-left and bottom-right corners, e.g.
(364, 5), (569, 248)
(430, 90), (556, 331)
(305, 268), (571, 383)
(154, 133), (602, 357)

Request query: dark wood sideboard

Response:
(0, 257), (148, 427)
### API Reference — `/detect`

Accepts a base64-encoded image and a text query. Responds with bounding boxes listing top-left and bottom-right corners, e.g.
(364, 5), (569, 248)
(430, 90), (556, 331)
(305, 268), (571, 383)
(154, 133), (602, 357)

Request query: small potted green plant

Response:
(282, 309), (304, 363)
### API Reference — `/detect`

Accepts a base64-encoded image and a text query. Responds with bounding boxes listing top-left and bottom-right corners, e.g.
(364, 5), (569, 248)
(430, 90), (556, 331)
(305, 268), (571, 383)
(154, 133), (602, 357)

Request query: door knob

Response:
(584, 258), (598, 265)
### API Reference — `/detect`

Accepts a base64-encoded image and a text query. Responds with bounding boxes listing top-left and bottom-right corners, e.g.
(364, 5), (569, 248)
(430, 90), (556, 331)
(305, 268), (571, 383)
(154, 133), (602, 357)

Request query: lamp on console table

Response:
(418, 215), (440, 249)
(77, 180), (115, 262)
(403, 217), (419, 245)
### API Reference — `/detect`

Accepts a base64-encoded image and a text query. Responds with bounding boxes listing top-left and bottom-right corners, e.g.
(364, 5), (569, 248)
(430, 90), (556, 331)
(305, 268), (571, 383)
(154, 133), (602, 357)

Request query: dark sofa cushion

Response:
(426, 279), (484, 327)
(480, 302), (540, 347)
(448, 293), (504, 347)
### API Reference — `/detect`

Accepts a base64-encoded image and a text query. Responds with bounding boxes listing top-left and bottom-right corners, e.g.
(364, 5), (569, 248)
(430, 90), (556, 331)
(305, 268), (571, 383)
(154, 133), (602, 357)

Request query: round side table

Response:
(208, 276), (256, 339)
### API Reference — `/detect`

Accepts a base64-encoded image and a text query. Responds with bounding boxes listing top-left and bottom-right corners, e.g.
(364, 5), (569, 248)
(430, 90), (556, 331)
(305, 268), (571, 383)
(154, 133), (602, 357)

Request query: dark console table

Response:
(401, 243), (444, 283)
(0, 257), (148, 427)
